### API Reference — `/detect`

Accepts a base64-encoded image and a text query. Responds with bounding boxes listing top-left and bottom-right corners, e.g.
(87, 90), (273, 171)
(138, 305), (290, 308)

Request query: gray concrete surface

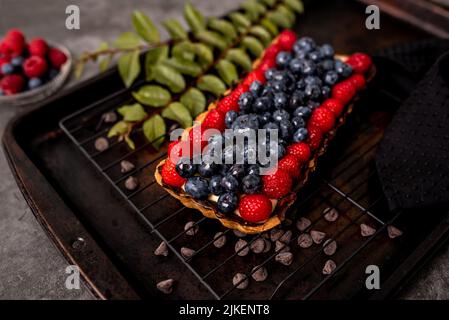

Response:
(0, 0), (448, 300)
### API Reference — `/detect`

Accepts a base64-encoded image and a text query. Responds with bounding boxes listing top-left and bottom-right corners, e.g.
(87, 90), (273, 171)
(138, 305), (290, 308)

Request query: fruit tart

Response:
(155, 30), (374, 234)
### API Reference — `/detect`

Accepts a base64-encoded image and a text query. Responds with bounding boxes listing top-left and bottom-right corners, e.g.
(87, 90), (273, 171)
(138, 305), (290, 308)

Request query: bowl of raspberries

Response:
(0, 28), (72, 107)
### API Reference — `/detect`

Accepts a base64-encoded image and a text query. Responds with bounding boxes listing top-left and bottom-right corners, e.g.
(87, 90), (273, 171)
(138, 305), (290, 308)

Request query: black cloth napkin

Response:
(374, 39), (449, 211)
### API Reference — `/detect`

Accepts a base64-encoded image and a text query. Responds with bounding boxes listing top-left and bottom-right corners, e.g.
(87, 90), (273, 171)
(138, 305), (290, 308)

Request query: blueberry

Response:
(238, 92), (254, 113)
(305, 84), (321, 100)
(232, 114), (259, 130)
(289, 91), (306, 109)
(28, 77), (43, 90)
(253, 96), (272, 113)
(268, 140), (286, 159)
(217, 192), (239, 214)
(295, 50), (307, 60)
(273, 93), (288, 109)
(221, 174), (239, 192)
(335, 60), (352, 77)
(49, 68), (59, 79)
(258, 112), (271, 125)
(273, 109), (290, 122)
(219, 164), (231, 175)
(263, 122), (279, 131)
(208, 134), (223, 147)
(198, 160), (218, 177)
(320, 59), (335, 72)
(276, 51), (292, 68)
(242, 174), (262, 194)
(11, 56), (24, 67)
(293, 37), (316, 53)
(249, 80), (263, 97)
(1, 63), (14, 75)
(293, 106), (312, 118)
(320, 44), (334, 58)
(296, 79), (306, 90)
(228, 164), (245, 179)
(324, 71), (339, 86)
(185, 177), (210, 199)
(261, 85), (274, 98)
(291, 116), (306, 129)
(176, 158), (197, 178)
(322, 86), (331, 98)
(264, 68), (276, 81)
(301, 60), (316, 75)
(279, 119), (293, 140)
(293, 128), (308, 143)
(225, 111), (238, 129)
(289, 58), (302, 74)
(305, 76), (322, 87)
(307, 50), (322, 62)
(307, 100), (320, 109)
(209, 175), (224, 195)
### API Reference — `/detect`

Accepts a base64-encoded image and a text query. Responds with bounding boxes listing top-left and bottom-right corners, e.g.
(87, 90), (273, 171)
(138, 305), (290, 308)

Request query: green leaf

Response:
(117, 103), (148, 122)
(163, 19), (188, 40)
(74, 60), (85, 79)
(125, 136), (136, 150)
(162, 102), (193, 129)
(163, 58), (202, 77)
(172, 40), (196, 61)
(145, 45), (169, 81)
(152, 64), (186, 93)
(260, 0), (276, 6)
(197, 75), (227, 97)
(226, 48), (252, 72)
(114, 32), (141, 49)
(261, 18), (279, 36)
(277, 4), (296, 23)
(180, 88), (206, 117)
(195, 30), (227, 51)
(194, 43), (213, 69)
(97, 42), (111, 72)
(229, 12), (251, 32)
(132, 85), (171, 107)
(284, 0), (304, 13)
(241, 0), (266, 20)
(267, 11), (292, 29)
(184, 1), (206, 34)
(118, 50), (140, 88)
(215, 60), (238, 86)
(208, 18), (237, 42)
(241, 36), (264, 57)
(249, 26), (272, 46)
(132, 11), (160, 43)
(108, 121), (129, 138)
(143, 114), (166, 149)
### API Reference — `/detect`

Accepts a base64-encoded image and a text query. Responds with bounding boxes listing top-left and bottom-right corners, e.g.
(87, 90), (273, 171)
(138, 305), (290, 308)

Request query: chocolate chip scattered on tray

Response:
(275, 252), (293, 266)
(387, 225), (403, 239)
(298, 233), (313, 248)
(154, 241), (168, 257)
(233, 230), (246, 238)
(263, 238), (272, 253)
(250, 238), (265, 254)
(184, 221), (199, 236)
(251, 266), (268, 282)
(360, 223), (376, 237)
(310, 230), (326, 244)
(235, 239), (250, 256)
(233, 273), (249, 289)
(323, 239), (337, 256)
(180, 247), (195, 259)
(322, 260), (337, 275)
(279, 230), (292, 243)
(125, 176), (139, 190)
(323, 207), (339, 222)
(94, 137), (109, 152)
(120, 160), (135, 173)
(296, 217), (311, 232)
(102, 112), (117, 123)
(156, 279), (174, 294)
(213, 232), (226, 248)
(275, 240), (290, 253)
(270, 228), (285, 242)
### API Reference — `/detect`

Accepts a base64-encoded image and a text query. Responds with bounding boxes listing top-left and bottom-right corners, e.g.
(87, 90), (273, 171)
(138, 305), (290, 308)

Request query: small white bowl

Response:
(0, 45), (72, 107)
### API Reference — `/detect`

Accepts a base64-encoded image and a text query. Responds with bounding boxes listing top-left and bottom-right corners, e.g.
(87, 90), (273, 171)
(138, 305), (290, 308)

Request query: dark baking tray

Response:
(3, 0), (449, 300)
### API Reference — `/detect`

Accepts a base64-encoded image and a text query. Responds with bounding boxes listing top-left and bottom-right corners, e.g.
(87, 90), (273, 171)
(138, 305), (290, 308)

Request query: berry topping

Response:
(0, 74), (25, 95)
(243, 69), (265, 87)
(346, 53), (372, 74)
(239, 194), (273, 223)
(347, 74), (366, 91)
(221, 174), (239, 192)
(278, 154), (301, 178)
(203, 109), (225, 132)
(185, 177), (210, 199)
(309, 107), (336, 133)
(209, 175), (225, 195)
(175, 158), (197, 178)
(277, 30), (297, 51)
(306, 124), (323, 150)
(242, 174), (262, 194)
(168, 140), (190, 163)
(286, 142), (311, 163)
(332, 80), (356, 105)
(23, 56), (48, 78)
(321, 98), (344, 117)
(217, 95), (239, 114)
(217, 192), (239, 214)
(28, 38), (48, 57)
(262, 169), (293, 199)
(48, 47), (68, 69)
(161, 160), (186, 188)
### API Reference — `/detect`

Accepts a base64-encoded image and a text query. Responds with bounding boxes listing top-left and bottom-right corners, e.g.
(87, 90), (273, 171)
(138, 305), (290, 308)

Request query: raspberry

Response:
(332, 80), (356, 105)
(257, 58), (276, 75)
(0, 74), (25, 95)
(28, 38), (48, 57)
(307, 124), (323, 151)
(203, 109), (226, 132)
(239, 194), (273, 223)
(321, 98), (344, 117)
(262, 43), (281, 62)
(347, 74), (366, 91)
(286, 142), (311, 163)
(217, 95), (239, 114)
(167, 140), (191, 163)
(346, 53), (372, 74)
(188, 125), (208, 154)
(4, 29), (25, 56)
(161, 159), (186, 188)
(48, 47), (67, 69)
(5, 29), (25, 44)
(242, 69), (265, 87)
(277, 30), (297, 51)
(23, 56), (48, 78)
(309, 107), (336, 133)
(278, 154), (301, 178)
(262, 169), (293, 199)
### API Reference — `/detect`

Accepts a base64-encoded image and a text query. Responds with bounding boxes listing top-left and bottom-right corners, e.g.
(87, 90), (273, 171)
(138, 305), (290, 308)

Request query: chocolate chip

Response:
(156, 279), (174, 294)
(279, 230), (292, 243)
(154, 241), (168, 256)
(323, 207), (339, 222)
(275, 252), (293, 266)
(233, 230), (247, 238)
(310, 230), (326, 244)
(251, 266), (268, 282)
(270, 228), (285, 242)
(235, 239), (250, 256)
(250, 238), (265, 254)
(102, 112), (117, 123)
(297, 233), (313, 248)
(120, 160), (135, 173)
(322, 259), (337, 275)
(263, 238), (272, 253)
(94, 137), (109, 152)
(180, 247), (195, 259)
(387, 225), (403, 239)
(184, 221), (199, 236)
(360, 223), (376, 237)
(213, 232), (227, 248)
(125, 176), (139, 190)
(275, 240), (290, 253)
(323, 239), (337, 256)
(296, 217), (311, 231)
(233, 273), (249, 289)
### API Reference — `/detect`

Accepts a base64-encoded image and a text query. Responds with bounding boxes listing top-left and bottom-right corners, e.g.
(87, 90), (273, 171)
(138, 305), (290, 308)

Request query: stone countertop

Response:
(0, 0), (448, 300)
